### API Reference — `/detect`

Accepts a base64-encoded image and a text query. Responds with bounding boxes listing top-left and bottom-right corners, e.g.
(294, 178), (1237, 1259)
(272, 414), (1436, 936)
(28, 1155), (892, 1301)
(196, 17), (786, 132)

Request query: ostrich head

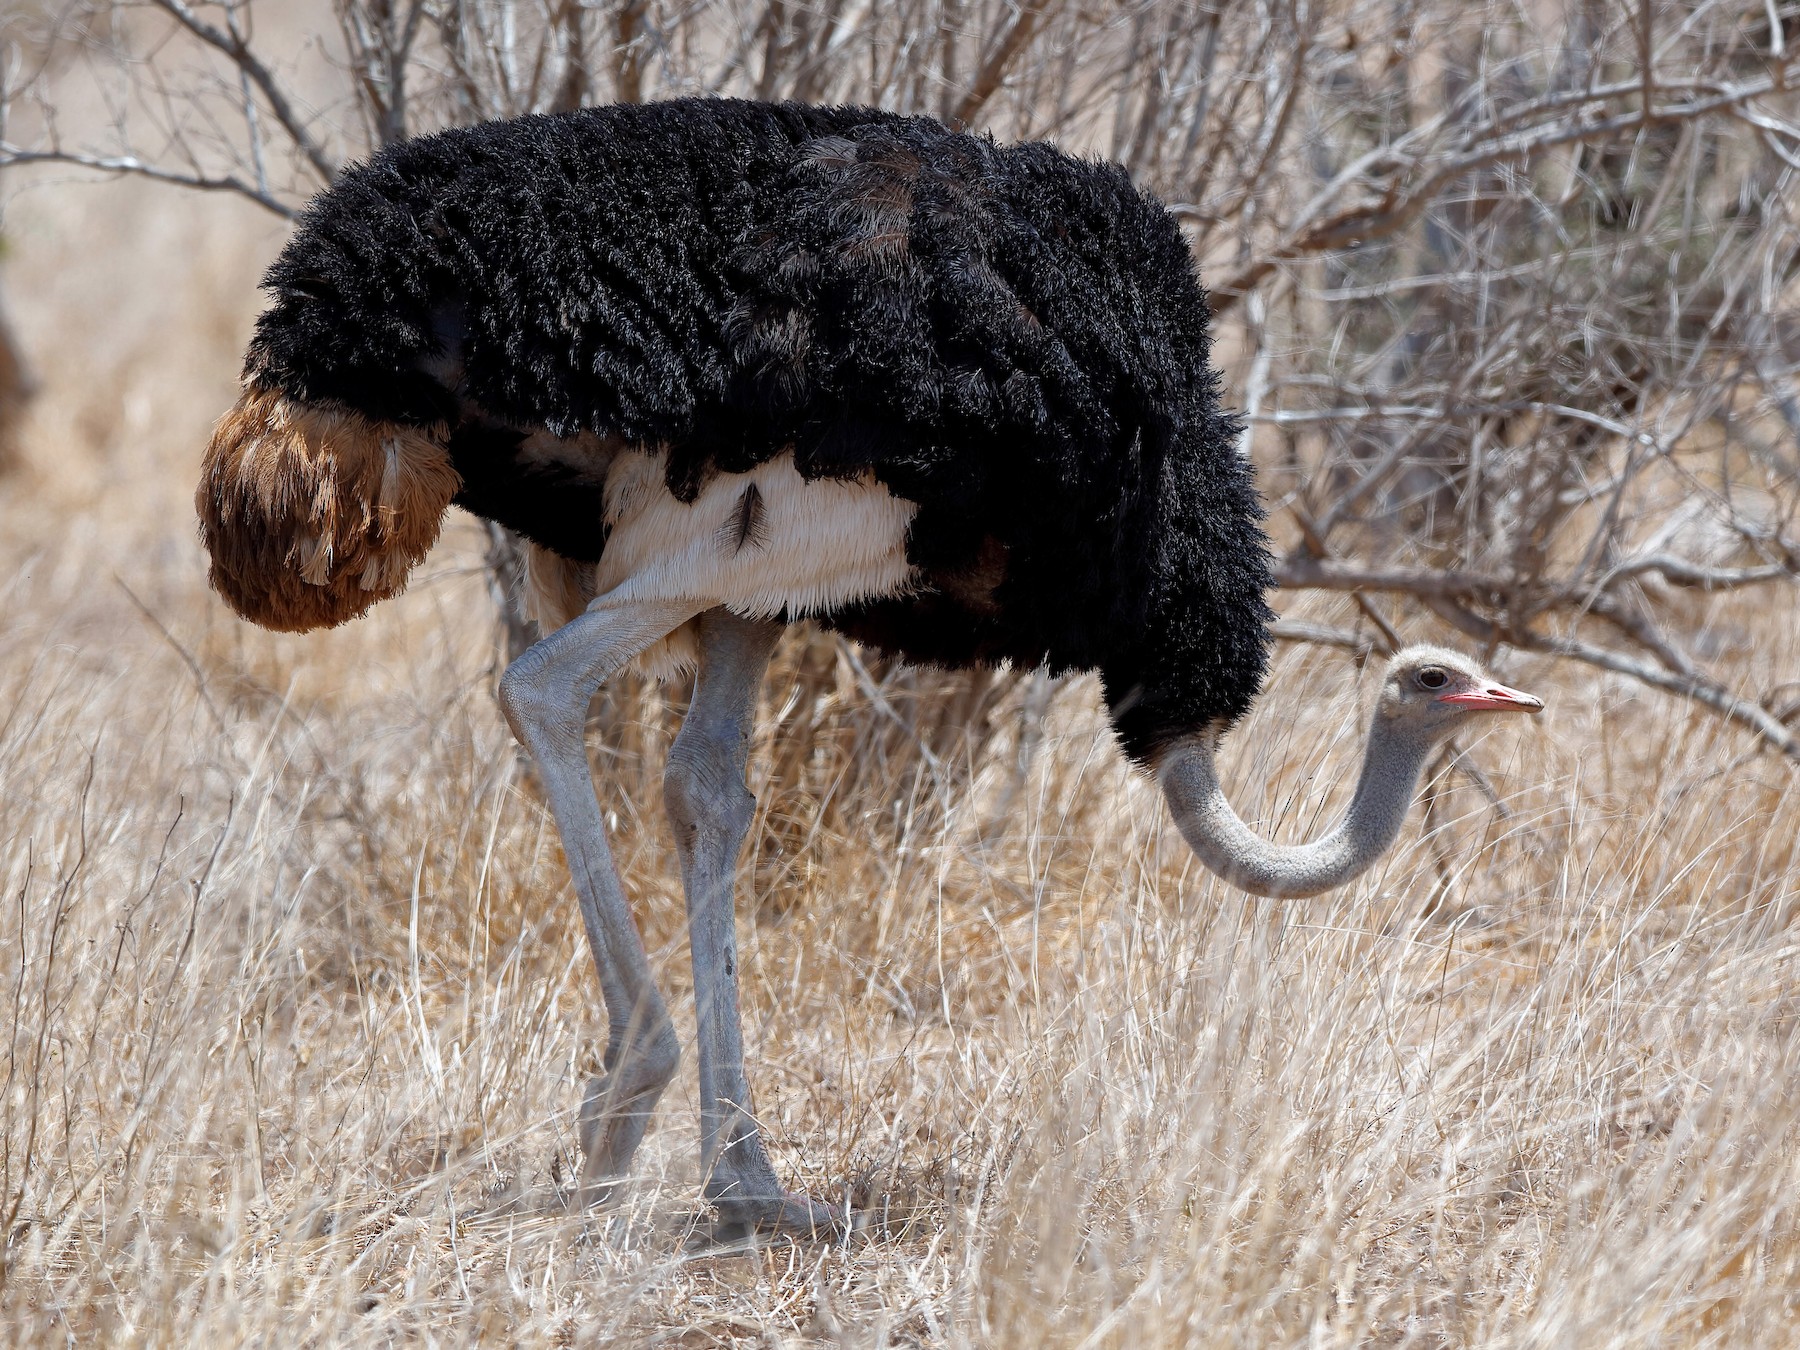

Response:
(1160, 645), (1542, 899)
(1370, 646), (1544, 737)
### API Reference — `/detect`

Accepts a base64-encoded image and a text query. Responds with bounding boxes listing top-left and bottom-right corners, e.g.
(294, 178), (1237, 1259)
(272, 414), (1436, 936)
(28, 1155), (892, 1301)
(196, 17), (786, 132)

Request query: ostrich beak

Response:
(1438, 681), (1544, 713)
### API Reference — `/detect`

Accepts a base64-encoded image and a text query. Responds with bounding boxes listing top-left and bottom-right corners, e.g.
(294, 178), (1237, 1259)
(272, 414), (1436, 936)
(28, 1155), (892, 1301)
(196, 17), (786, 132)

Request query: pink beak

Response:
(1438, 681), (1544, 713)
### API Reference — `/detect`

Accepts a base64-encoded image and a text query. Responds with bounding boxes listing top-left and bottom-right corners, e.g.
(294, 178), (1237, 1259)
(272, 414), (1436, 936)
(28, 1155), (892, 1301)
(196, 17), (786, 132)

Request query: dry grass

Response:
(5, 167), (1800, 1350)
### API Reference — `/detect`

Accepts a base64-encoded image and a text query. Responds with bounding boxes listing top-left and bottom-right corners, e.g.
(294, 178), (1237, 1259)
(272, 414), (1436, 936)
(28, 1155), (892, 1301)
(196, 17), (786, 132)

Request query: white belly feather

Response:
(521, 446), (918, 680)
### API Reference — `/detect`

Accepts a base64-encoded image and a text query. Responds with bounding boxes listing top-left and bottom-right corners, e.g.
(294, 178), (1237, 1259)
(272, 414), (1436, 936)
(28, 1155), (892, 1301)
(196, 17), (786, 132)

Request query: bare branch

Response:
(1274, 558), (1516, 605)
(1209, 71), (1799, 311)
(1269, 619), (1379, 662)
(146, 0), (336, 183)
(1600, 555), (1796, 590)
(0, 143), (294, 217)
(613, 0), (649, 105)
(1518, 629), (1800, 761)
(951, 0), (1053, 128)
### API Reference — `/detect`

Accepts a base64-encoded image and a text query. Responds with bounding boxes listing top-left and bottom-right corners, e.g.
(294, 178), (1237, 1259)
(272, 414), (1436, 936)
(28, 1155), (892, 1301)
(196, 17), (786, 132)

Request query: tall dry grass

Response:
(4, 158), (1800, 1348)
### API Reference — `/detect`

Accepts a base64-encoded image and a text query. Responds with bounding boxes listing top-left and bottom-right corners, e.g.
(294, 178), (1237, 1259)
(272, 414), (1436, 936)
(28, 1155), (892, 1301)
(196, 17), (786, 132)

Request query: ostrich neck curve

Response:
(1159, 714), (1440, 899)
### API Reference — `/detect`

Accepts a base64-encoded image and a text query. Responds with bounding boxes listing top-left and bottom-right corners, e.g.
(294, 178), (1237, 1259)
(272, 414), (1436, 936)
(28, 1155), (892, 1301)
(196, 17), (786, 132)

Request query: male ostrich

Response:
(196, 99), (1542, 1235)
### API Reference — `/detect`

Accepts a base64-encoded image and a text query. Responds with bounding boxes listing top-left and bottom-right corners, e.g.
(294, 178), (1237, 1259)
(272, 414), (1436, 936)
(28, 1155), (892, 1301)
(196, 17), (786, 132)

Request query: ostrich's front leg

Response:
(499, 596), (698, 1199)
(664, 609), (841, 1237)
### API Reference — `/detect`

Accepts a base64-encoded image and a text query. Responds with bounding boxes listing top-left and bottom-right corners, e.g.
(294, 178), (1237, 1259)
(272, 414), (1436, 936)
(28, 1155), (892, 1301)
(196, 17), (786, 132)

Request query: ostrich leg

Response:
(498, 595), (700, 1200)
(664, 610), (841, 1238)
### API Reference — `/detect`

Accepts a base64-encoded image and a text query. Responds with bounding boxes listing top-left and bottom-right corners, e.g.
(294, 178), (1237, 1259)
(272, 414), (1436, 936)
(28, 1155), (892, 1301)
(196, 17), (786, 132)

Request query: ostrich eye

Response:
(1417, 667), (1449, 690)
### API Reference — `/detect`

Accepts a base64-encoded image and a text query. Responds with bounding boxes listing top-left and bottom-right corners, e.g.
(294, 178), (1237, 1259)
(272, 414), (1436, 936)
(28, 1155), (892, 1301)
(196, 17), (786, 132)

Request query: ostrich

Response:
(196, 99), (1543, 1236)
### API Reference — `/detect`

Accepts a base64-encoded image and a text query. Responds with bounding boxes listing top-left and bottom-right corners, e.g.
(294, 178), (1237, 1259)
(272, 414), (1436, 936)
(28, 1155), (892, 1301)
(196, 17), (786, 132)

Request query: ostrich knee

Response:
(498, 647), (581, 755)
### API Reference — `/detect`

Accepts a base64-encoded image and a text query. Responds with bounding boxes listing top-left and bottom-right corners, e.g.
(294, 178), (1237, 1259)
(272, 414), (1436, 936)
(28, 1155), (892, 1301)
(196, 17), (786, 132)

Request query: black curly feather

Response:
(243, 97), (1275, 763)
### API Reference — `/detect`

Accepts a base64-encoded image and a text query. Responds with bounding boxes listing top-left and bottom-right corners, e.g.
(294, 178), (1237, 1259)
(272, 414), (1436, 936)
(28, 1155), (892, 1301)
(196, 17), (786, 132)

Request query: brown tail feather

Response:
(196, 387), (460, 632)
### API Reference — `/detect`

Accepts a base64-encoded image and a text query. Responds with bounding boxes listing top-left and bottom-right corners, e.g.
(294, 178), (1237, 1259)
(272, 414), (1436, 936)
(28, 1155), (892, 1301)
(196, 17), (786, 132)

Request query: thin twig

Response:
(147, 0), (337, 183)
(0, 145), (295, 217)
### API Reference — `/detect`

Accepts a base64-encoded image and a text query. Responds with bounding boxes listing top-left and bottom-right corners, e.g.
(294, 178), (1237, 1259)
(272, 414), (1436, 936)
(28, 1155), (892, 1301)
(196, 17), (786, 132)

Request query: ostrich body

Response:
(196, 99), (1542, 1235)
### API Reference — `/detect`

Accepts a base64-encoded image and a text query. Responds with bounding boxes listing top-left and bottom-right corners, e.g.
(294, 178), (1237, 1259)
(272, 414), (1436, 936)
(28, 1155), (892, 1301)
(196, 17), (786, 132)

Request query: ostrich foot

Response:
(704, 1175), (847, 1241)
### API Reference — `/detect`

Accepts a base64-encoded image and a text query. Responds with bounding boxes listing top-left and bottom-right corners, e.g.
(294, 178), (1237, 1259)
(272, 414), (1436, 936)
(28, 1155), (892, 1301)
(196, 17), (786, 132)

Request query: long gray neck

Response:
(1157, 714), (1439, 899)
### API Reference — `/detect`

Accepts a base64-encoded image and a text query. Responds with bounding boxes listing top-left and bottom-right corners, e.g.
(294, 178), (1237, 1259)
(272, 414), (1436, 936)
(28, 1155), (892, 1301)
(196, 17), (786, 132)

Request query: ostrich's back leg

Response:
(664, 609), (840, 1238)
(498, 595), (699, 1198)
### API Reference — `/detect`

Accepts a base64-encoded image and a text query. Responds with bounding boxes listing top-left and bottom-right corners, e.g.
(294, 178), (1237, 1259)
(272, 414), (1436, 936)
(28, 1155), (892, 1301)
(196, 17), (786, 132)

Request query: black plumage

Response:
(242, 97), (1275, 763)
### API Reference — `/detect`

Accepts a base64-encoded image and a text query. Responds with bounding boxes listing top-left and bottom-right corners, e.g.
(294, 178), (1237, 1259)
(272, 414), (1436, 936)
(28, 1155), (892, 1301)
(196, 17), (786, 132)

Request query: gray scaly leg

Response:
(498, 596), (698, 1201)
(664, 609), (842, 1238)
